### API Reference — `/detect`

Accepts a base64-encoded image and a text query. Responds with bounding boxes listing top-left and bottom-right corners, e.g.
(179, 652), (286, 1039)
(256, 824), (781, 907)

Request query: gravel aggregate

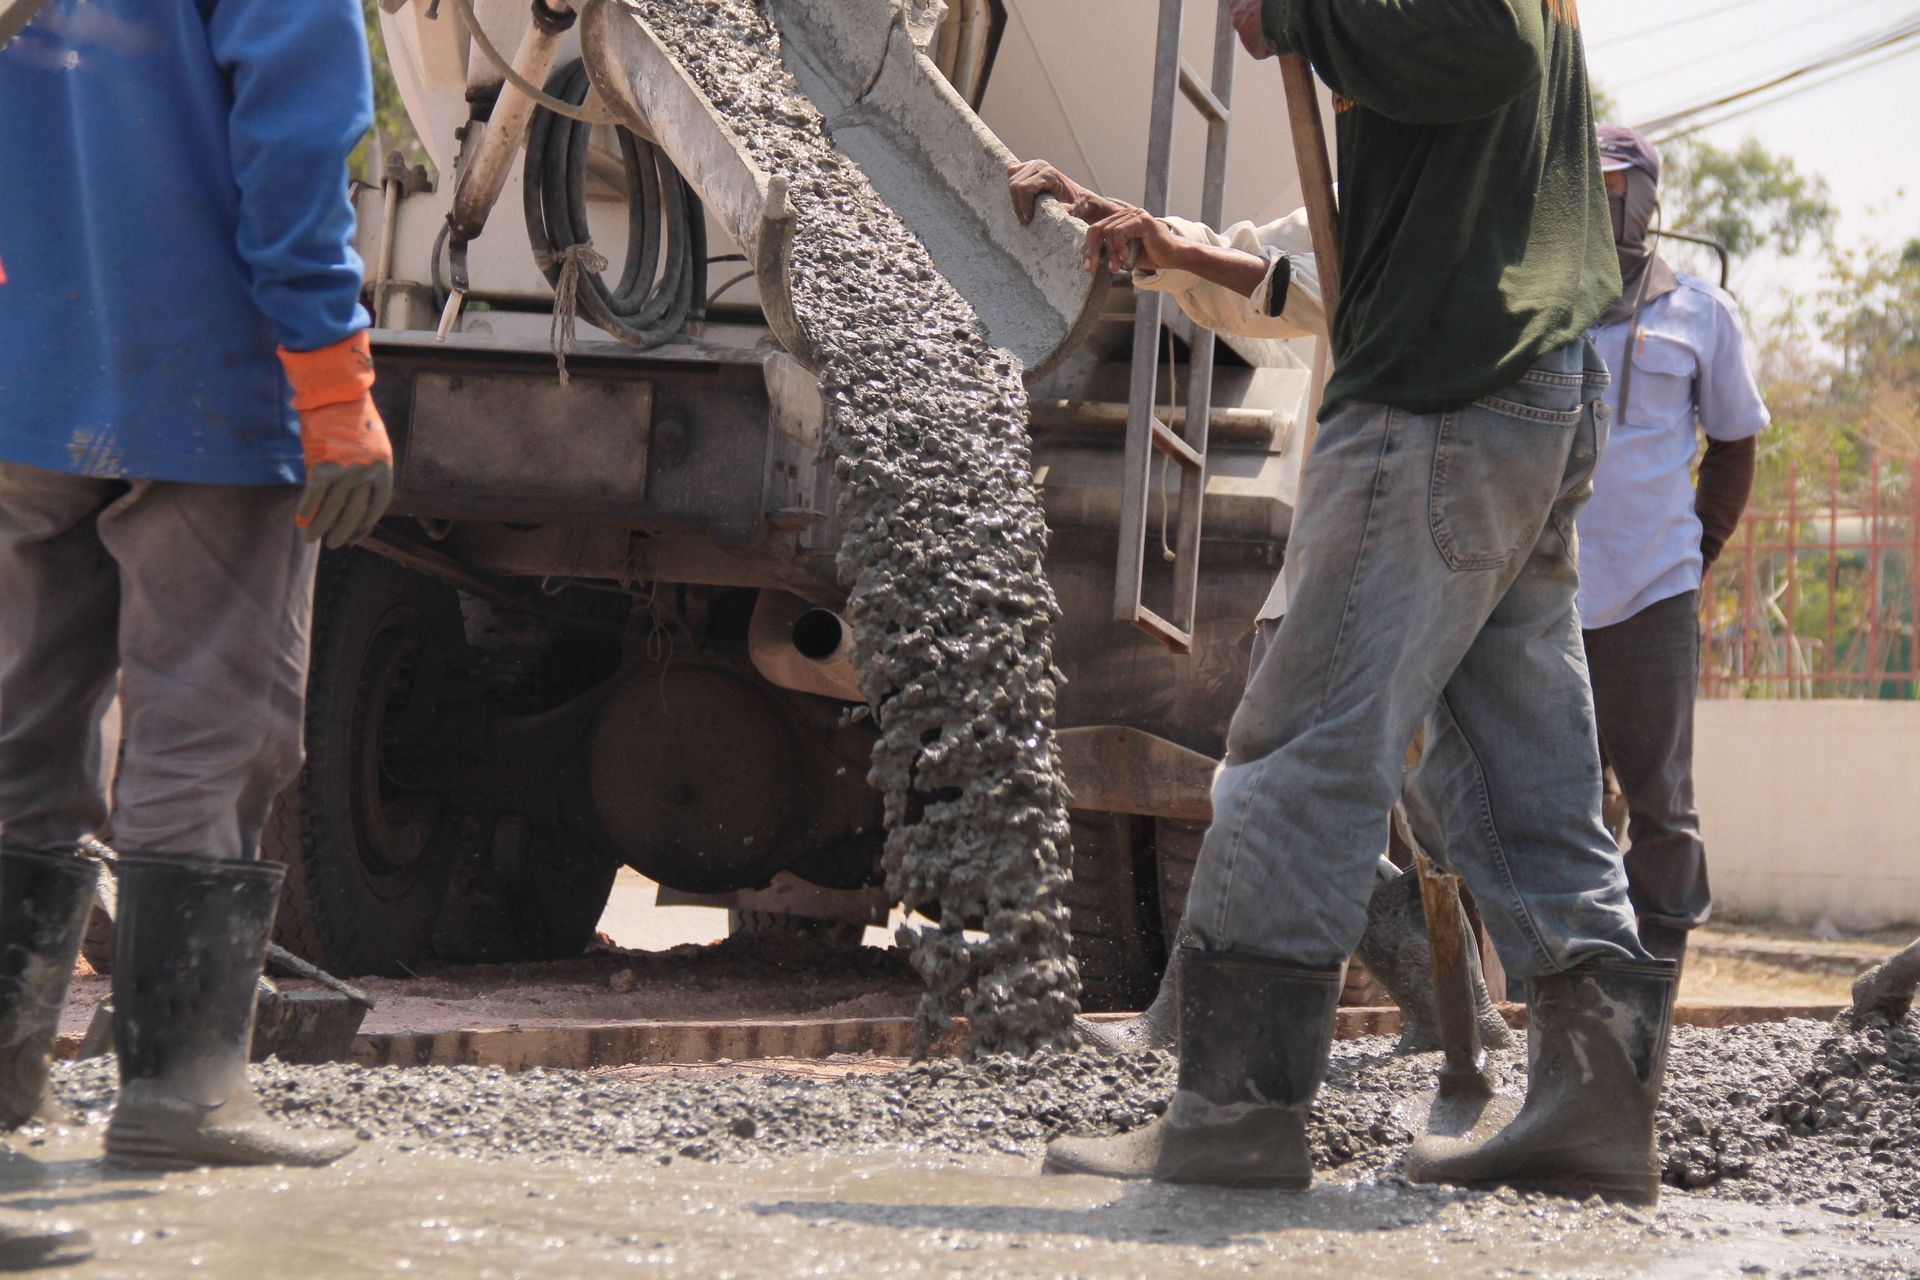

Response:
(625, 0), (1077, 1053)
(43, 1011), (1920, 1219)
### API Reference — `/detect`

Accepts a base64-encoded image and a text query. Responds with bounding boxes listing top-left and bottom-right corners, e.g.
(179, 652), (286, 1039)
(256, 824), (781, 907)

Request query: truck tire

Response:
(1062, 812), (1166, 1012)
(264, 549), (468, 976)
(434, 819), (622, 964)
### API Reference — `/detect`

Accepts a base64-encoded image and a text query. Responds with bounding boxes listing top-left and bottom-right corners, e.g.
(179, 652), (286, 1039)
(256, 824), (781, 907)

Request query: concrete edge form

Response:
(48, 1002), (1846, 1072)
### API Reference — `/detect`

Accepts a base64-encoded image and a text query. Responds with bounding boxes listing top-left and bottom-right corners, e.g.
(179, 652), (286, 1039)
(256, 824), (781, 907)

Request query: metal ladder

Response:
(1114, 0), (1237, 655)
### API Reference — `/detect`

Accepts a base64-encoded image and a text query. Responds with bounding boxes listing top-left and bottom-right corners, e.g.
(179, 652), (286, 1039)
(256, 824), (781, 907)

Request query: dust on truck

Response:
(269, 0), (1325, 1009)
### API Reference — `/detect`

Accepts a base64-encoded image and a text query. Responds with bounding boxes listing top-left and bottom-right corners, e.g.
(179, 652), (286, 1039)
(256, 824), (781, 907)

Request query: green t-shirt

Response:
(1262, 0), (1621, 416)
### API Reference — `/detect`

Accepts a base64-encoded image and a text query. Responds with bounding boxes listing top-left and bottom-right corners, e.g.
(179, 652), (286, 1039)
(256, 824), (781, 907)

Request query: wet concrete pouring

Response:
(621, 0), (1079, 1053)
(13, 2), (1918, 1273)
(8, 1008), (1918, 1276)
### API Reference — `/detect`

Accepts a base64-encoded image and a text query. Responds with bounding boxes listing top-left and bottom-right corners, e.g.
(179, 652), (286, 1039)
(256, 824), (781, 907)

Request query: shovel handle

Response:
(1279, 53), (1341, 324)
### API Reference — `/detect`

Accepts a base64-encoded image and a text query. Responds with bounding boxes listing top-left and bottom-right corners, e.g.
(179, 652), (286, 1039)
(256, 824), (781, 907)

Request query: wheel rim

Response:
(348, 607), (456, 900)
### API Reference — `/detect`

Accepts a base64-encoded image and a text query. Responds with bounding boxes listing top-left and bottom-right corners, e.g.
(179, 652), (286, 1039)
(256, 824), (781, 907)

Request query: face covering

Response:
(1601, 166), (1678, 326)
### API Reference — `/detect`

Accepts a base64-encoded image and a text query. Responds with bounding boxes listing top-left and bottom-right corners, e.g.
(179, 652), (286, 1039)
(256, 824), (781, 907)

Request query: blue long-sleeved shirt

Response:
(0, 0), (372, 485)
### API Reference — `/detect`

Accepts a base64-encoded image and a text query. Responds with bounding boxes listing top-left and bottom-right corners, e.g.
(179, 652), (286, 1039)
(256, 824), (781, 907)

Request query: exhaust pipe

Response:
(749, 591), (865, 703)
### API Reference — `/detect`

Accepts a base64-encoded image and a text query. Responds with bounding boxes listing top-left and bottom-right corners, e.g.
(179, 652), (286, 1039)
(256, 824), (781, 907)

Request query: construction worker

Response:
(1581, 125), (1768, 975)
(1040, 0), (1678, 1205)
(1009, 165), (1514, 1061)
(0, 0), (387, 1263)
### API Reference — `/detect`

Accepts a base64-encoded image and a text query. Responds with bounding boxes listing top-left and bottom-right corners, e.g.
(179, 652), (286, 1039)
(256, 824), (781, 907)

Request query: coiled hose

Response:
(523, 60), (706, 349)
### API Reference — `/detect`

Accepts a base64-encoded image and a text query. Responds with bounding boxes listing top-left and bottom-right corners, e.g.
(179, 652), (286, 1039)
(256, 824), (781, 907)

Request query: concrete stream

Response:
(6, 1134), (1918, 1279)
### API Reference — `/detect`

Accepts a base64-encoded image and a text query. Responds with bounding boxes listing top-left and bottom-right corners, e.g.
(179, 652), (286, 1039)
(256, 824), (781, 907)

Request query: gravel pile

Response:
(47, 1013), (1920, 1217)
(625, 0), (1076, 1053)
(1662, 1012), (1920, 1219)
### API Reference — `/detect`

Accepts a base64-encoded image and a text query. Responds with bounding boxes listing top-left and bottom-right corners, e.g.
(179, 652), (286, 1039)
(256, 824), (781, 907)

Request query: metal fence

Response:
(1700, 454), (1920, 699)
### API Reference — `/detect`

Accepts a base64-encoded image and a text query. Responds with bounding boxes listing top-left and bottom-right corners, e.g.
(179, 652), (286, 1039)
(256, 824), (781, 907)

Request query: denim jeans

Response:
(1184, 340), (1650, 980)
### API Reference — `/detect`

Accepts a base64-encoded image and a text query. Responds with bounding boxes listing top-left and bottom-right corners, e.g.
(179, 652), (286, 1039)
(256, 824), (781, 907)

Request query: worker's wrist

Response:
(1160, 234), (1207, 275)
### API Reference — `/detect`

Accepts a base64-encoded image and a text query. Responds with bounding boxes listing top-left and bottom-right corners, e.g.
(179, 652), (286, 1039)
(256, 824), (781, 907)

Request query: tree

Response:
(1662, 136), (1837, 261)
(351, 0), (429, 183)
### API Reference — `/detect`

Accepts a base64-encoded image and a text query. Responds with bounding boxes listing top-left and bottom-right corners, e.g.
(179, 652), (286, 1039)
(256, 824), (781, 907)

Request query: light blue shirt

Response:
(1576, 273), (1770, 630)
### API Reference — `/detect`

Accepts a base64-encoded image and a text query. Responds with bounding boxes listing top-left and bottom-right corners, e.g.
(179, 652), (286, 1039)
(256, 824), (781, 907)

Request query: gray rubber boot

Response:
(104, 852), (359, 1169)
(1404, 958), (1679, 1205)
(1044, 949), (1343, 1188)
(1074, 968), (1176, 1055)
(0, 843), (102, 1129)
(0, 1207), (92, 1272)
(1076, 869), (1510, 1059)
(1358, 869), (1512, 1055)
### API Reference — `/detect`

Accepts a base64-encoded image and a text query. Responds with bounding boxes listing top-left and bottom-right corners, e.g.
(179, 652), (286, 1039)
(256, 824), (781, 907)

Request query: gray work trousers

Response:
(0, 462), (317, 860)
(1584, 588), (1710, 931)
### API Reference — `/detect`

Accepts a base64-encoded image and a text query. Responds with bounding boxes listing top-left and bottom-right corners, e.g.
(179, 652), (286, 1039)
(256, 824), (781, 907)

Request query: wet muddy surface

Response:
(6, 1133), (1917, 1278)
(626, 0), (1077, 1053)
(5, 1012), (1916, 1274)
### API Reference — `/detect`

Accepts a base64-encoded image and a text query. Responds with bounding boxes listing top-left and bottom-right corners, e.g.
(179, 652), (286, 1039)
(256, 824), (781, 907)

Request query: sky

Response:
(1577, 0), (1920, 317)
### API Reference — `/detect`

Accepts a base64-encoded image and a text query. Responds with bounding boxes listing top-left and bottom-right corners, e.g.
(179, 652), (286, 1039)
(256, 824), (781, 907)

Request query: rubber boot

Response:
(0, 844), (102, 1129)
(1637, 919), (1689, 978)
(1044, 949), (1343, 1188)
(1356, 869), (1512, 1055)
(1404, 958), (1679, 1205)
(1074, 968), (1175, 1055)
(103, 852), (359, 1169)
(0, 1207), (92, 1271)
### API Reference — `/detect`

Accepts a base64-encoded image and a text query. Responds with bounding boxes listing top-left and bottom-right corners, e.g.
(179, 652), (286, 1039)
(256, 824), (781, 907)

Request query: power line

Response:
(1634, 13), (1920, 136)
(1609, 0), (1889, 92)
(1589, 0), (1780, 52)
(1648, 31), (1920, 140)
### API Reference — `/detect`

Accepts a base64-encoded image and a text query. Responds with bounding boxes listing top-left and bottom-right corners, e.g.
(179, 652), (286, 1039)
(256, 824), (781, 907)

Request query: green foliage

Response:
(349, 0), (429, 183)
(1663, 136), (1837, 260)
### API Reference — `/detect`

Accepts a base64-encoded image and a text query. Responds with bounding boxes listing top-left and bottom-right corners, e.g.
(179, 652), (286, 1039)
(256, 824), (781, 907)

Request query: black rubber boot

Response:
(1405, 958), (1679, 1205)
(1044, 949), (1343, 1188)
(0, 843), (102, 1129)
(104, 852), (358, 1169)
(1358, 869), (1512, 1055)
(1637, 919), (1689, 977)
(0, 1207), (92, 1271)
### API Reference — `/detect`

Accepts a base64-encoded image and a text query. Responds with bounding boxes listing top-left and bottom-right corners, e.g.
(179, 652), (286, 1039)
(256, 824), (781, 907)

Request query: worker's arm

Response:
(206, 0), (392, 548)
(1693, 291), (1770, 570)
(1695, 437), (1756, 571)
(1125, 210), (1326, 342)
(1254, 0), (1545, 124)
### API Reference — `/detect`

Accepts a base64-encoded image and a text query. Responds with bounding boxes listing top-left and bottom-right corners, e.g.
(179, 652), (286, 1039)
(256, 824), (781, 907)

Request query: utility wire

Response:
(1634, 12), (1920, 136)
(1610, 0), (1888, 91)
(1590, 0), (1780, 52)
(1647, 31), (1920, 140)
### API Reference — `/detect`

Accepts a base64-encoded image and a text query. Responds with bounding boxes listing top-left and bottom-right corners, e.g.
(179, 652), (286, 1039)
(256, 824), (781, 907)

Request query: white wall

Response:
(1696, 701), (1920, 930)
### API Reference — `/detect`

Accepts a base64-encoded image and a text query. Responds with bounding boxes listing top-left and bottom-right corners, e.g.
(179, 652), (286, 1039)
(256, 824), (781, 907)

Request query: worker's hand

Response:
(278, 332), (395, 550)
(1007, 159), (1129, 226)
(1083, 208), (1186, 275)
(1228, 0), (1275, 58)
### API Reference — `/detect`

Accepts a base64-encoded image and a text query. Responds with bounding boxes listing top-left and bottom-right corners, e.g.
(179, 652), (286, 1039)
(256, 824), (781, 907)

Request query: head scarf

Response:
(1596, 126), (1679, 326)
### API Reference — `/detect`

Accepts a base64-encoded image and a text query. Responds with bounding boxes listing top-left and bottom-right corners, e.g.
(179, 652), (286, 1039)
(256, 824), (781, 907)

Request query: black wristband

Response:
(1265, 251), (1293, 318)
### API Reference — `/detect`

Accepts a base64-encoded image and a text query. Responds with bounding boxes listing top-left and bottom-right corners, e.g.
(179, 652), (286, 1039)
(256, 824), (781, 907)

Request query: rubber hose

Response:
(523, 60), (707, 349)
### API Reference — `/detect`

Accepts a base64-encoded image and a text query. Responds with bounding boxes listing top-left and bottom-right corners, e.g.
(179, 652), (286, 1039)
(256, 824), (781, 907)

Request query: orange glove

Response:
(278, 332), (395, 549)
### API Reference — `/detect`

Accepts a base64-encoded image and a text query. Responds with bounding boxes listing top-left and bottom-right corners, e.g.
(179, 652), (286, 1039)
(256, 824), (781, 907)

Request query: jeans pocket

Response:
(1428, 394), (1583, 572)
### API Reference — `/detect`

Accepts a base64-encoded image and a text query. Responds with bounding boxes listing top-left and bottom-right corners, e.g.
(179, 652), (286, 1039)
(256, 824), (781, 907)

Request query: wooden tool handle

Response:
(1280, 52), (1341, 324)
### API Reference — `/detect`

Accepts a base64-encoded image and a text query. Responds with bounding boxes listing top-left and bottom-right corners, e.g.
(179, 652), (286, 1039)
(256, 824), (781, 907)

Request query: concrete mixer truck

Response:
(266, 0), (1326, 1010)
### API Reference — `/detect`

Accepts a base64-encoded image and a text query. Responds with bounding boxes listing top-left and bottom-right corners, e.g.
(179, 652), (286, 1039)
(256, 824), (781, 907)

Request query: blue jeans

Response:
(1185, 341), (1650, 980)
